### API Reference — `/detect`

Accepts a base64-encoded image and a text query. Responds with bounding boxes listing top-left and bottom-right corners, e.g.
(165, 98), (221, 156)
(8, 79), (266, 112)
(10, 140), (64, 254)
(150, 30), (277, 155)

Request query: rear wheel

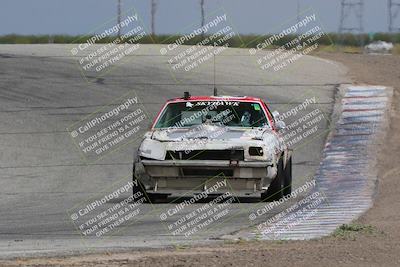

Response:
(261, 156), (292, 202)
(283, 156), (292, 196)
(261, 157), (285, 202)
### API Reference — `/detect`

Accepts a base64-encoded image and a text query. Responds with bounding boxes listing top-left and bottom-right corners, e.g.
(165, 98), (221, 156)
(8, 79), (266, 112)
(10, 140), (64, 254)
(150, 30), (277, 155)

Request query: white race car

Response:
(133, 93), (292, 202)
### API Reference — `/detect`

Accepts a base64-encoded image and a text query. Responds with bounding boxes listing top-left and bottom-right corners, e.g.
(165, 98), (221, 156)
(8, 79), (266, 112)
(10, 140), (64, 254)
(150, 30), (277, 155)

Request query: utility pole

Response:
(297, 0), (300, 24)
(200, 0), (205, 29)
(388, 0), (400, 32)
(200, 0), (205, 38)
(117, 0), (122, 38)
(151, 0), (157, 36)
(338, 0), (364, 47)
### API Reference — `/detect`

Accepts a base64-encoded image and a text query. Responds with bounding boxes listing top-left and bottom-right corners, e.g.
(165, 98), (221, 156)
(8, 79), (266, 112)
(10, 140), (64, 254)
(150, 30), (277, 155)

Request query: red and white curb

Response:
(227, 85), (392, 240)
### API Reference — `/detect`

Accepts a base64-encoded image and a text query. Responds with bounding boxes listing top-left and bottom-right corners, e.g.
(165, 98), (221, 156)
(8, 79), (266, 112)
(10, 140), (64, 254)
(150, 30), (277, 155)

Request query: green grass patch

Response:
(393, 44), (400, 55)
(333, 223), (379, 239)
(1, 34), (399, 55)
(174, 244), (191, 251)
(1, 33), (400, 46)
(315, 45), (362, 54)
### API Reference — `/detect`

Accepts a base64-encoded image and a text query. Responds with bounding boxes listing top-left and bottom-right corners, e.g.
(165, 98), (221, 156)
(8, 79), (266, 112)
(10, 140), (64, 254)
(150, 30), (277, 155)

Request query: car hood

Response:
(150, 124), (273, 142)
(139, 124), (283, 161)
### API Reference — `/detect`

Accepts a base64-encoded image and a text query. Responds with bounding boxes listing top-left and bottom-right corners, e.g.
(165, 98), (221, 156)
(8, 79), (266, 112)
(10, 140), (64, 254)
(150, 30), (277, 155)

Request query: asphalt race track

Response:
(0, 44), (349, 257)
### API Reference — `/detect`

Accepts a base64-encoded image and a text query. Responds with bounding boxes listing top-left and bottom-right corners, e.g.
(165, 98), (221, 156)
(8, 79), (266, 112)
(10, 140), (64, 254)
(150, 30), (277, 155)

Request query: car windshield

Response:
(154, 100), (270, 128)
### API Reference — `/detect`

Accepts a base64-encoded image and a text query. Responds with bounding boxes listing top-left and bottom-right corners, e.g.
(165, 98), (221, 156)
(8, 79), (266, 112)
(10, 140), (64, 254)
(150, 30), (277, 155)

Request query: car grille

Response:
(165, 150), (244, 160)
(182, 168), (234, 177)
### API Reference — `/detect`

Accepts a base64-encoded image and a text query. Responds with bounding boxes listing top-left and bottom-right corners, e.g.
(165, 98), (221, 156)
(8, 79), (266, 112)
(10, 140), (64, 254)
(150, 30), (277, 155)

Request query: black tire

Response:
(132, 178), (151, 203)
(146, 193), (169, 203)
(283, 156), (292, 196)
(132, 164), (169, 203)
(132, 163), (152, 203)
(261, 157), (285, 202)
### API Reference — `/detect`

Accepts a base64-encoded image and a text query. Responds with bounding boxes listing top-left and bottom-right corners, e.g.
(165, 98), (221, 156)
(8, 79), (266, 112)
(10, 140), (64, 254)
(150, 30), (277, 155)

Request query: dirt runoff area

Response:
(1, 52), (400, 267)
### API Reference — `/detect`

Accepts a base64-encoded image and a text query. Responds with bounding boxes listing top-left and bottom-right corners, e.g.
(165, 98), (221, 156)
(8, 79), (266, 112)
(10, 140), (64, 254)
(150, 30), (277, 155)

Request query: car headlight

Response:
(138, 139), (166, 160)
(249, 147), (264, 156)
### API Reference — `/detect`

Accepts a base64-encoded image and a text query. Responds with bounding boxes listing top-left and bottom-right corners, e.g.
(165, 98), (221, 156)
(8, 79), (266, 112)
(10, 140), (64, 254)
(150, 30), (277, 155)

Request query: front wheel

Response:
(132, 163), (152, 203)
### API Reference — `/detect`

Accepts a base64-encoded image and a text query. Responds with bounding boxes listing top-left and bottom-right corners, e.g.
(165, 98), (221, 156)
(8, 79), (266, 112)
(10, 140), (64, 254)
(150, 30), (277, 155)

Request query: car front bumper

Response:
(136, 159), (277, 193)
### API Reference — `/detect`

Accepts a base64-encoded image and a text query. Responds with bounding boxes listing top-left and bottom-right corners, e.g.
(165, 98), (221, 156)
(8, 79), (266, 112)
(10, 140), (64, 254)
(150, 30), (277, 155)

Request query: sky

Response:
(0, 0), (395, 35)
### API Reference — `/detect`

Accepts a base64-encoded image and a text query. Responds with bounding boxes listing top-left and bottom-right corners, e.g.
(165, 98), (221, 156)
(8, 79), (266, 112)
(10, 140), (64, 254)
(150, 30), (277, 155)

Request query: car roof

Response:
(167, 95), (264, 103)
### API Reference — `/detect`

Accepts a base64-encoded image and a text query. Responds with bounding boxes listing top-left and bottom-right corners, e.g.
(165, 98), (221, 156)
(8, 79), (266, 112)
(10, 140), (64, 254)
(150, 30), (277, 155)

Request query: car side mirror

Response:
(271, 110), (285, 130)
(275, 120), (286, 131)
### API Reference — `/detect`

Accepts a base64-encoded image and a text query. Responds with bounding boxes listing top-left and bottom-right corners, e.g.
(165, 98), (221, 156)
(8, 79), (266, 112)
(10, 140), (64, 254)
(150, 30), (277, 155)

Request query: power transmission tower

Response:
(338, 0), (364, 46)
(388, 0), (400, 32)
(117, 0), (122, 38)
(151, 0), (157, 35)
(339, 0), (364, 34)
